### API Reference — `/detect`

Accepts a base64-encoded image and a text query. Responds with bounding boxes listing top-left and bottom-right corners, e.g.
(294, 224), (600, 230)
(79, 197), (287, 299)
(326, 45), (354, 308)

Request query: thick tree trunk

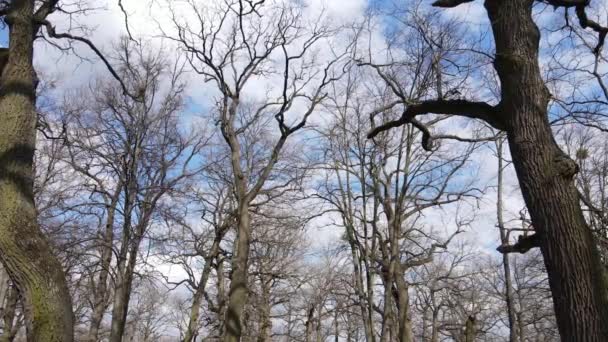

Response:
(0, 1), (74, 341)
(223, 206), (251, 342)
(486, 0), (608, 340)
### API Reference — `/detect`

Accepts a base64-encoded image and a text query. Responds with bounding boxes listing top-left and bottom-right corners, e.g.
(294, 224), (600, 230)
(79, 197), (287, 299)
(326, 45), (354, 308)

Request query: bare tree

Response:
(123, 283), (170, 342)
(317, 9), (484, 340)
(60, 39), (205, 342)
(160, 161), (235, 342)
(162, 1), (348, 340)
(367, 0), (608, 339)
(245, 207), (308, 342)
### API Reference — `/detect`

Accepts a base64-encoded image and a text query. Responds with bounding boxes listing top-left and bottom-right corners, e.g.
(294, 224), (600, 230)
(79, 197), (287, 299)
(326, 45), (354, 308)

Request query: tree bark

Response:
(393, 263), (414, 342)
(256, 278), (271, 342)
(223, 205), (251, 342)
(0, 284), (20, 342)
(464, 316), (476, 342)
(378, 269), (390, 342)
(305, 306), (314, 342)
(486, 0), (608, 340)
(0, 1), (74, 341)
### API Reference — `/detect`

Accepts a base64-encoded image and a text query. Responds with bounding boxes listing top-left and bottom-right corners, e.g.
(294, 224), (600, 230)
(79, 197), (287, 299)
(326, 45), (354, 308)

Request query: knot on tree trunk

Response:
(553, 154), (579, 178)
(497, 234), (540, 254)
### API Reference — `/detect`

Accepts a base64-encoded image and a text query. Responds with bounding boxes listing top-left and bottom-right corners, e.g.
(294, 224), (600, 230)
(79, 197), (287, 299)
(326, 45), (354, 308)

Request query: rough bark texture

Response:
(0, 1), (74, 341)
(486, 0), (608, 340)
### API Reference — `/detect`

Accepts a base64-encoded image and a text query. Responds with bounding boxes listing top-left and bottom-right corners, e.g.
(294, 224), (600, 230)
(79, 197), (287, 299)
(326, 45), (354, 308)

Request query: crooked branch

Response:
(367, 99), (502, 145)
(38, 19), (137, 99)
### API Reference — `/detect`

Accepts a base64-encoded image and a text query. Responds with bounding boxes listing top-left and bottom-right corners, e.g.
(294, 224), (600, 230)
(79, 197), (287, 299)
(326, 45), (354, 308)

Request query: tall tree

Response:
(163, 1), (347, 340)
(60, 40), (205, 342)
(0, 1), (73, 340)
(368, 0), (608, 339)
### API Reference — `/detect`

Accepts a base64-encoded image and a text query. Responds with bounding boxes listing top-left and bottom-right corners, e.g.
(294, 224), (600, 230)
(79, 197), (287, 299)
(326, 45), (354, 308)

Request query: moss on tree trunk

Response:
(0, 1), (74, 341)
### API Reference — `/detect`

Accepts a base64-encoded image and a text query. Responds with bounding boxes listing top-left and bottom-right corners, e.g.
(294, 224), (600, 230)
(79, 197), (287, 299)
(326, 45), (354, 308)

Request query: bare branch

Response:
(39, 19), (137, 99)
(367, 99), (502, 139)
(432, 0), (475, 8)
(497, 234), (540, 254)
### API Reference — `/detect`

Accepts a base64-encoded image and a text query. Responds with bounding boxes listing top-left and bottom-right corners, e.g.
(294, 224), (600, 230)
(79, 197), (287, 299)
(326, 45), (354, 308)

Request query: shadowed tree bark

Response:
(0, 1), (73, 341)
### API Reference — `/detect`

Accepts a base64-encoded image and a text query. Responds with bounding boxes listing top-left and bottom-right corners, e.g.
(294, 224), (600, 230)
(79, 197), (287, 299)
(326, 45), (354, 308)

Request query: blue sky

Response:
(0, 25), (7, 47)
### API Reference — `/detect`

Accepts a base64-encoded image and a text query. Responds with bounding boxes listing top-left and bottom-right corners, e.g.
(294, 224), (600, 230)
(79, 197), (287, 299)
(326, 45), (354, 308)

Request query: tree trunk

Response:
(304, 306), (314, 342)
(256, 279), (271, 342)
(496, 138), (518, 342)
(486, 0), (608, 340)
(183, 237), (223, 342)
(430, 308), (439, 342)
(87, 191), (120, 342)
(393, 264), (413, 342)
(223, 205), (251, 342)
(0, 1), (74, 341)
(464, 316), (476, 342)
(315, 305), (322, 342)
(379, 268), (392, 342)
(108, 241), (139, 342)
(216, 257), (227, 338)
(333, 304), (339, 342)
(0, 284), (20, 342)
(345, 227), (374, 342)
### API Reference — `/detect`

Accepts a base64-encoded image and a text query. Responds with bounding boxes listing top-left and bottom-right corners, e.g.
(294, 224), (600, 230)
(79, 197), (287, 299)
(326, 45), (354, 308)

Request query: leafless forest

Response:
(0, 0), (607, 341)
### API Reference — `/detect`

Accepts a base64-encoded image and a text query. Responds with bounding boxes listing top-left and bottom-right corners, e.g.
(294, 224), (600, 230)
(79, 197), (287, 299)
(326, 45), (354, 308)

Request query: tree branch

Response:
(496, 234), (540, 254)
(39, 19), (137, 99)
(367, 99), (502, 140)
(432, 0), (475, 8)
